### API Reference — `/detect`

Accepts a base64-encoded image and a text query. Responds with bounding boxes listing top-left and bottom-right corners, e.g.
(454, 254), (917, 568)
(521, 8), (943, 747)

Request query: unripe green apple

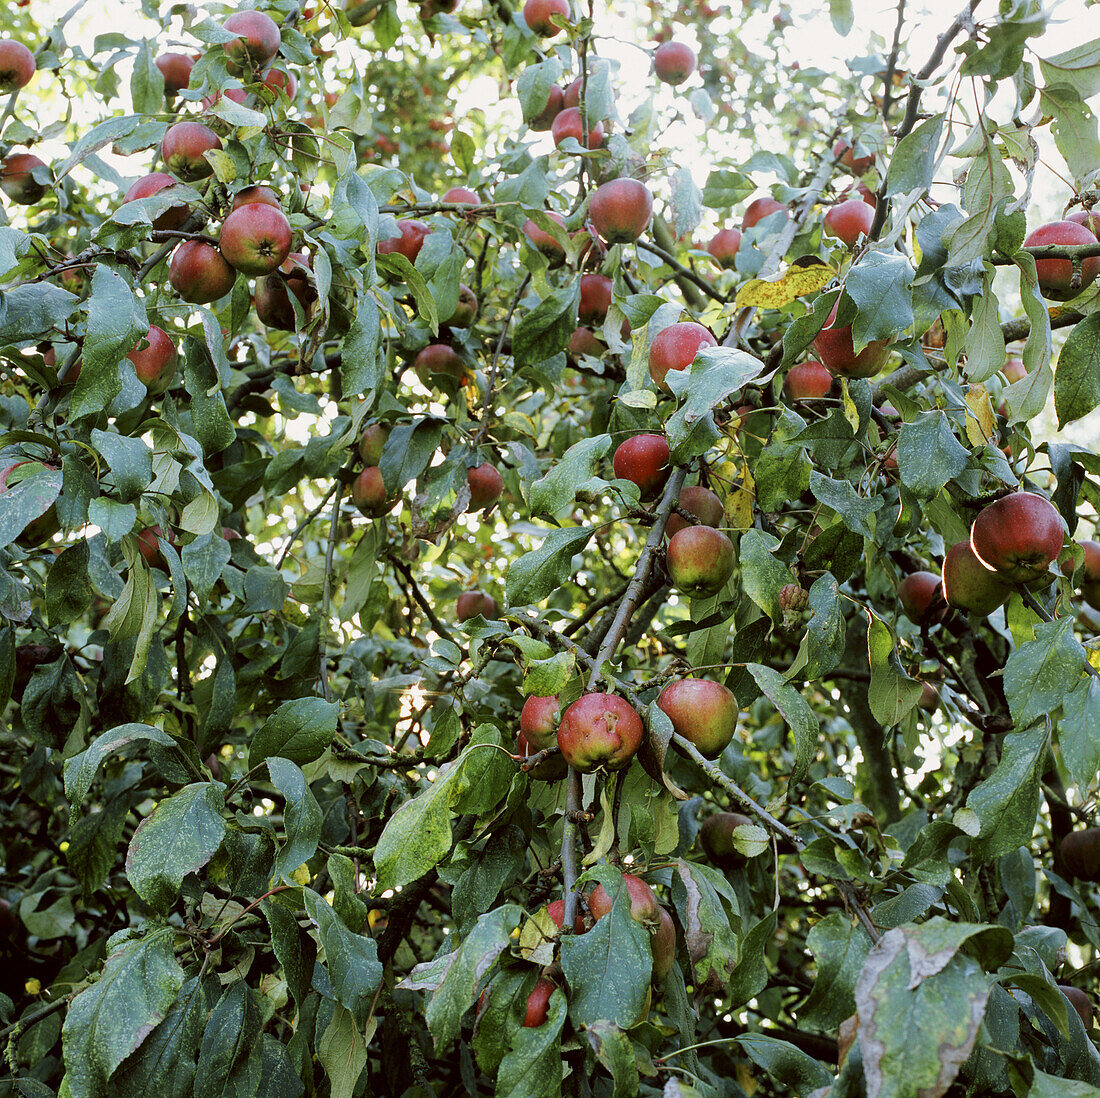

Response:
(666, 525), (735, 598)
(657, 678), (738, 758)
(557, 692), (643, 772)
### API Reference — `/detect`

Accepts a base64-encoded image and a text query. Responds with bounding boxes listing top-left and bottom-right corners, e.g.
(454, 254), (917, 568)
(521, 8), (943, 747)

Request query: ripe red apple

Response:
(1067, 209), (1100, 237)
(742, 196), (787, 230)
(698, 811), (754, 869)
(578, 273), (612, 325)
(653, 40), (696, 85)
(468, 462), (504, 510)
(834, 138), (876, 175)
(1060, 986), (1094, 1029)
(0, 40), (36, 93)
(666, 525), (736, 597)
(161, 121), (222, 181)
(823, 198), (874, 246)
(941, 541), (1013, 615)
(918, 681), (939, 714)
(358, 422), (389, 465)
(136, 525), (174, 569)
(456, 589), (497, 621)
(648, 321), (716, 388)
(551, 107), (604, 149)
(657, 678), (738, 758)
(219, 202), (292, 276)
(444, 284), (478, 328)
(122, 172), (191, 231)
(612, 433), (670, 500)
(128, 325), (177, 394)
(529, 83), (564, 131)
(1061, 828), (1100, 881)
(562, 77), (584, 108)
(201, 87), (249, 111)
(378, 218), (430, 264)
(706, 228), (741, 268)
(1024, 220), (1100, 300)
(1002, 356), (1027, 383)
(783, 360), (832, 399)
(260, 65), (297, 99)
(524, 975), (558, 1027)
(898, 571), (942, 624)
(414, 343), (466, 386)
(518, 729), (567, 780)
(222, 10), (281, 74)
(523, 212), (566, 264)
(169, 241), (236, 304)
(154, 52), (193, 94)
(666, 485), (724, 537)
(588, 873), (659, 924)
(442, 186), (479, 205)
(1078, 539), (1100, 611)
(0, 153), (46, 205)
(588, 179), (653, 244)
(970, 493), (1064, 584)
(651, 906), (676, 982)
(840, 180), (877, 209)
(812, 302), (892, 378)
(351, 466), (394, 517)
(568, 326), (605, 357)
(254, 253), (315, 329)
(546, 898), (583, 933)
(557, 693), (643, 772)
(521, 694), (560, 750)
(232, 185), (281, 211)
(523, 0), (570, 37)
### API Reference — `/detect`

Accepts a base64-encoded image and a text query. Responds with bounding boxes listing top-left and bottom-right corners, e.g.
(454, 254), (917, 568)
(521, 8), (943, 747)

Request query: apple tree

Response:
(3, 0), (1100, 1096)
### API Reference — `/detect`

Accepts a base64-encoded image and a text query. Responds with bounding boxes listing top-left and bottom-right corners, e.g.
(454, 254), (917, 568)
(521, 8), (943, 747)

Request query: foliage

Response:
(2, 0), (1100, 1096)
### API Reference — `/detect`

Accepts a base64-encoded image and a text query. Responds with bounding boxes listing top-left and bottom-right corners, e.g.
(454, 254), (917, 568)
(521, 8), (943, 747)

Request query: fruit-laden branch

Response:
(868, 0), (983, 240)
(880, 0), (908, 125)
(992, 242), (1100, 261)
(638, 233), (726, 305)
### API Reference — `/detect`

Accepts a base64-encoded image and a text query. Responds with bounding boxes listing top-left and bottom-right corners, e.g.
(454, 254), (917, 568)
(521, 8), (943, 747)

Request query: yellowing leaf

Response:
(725, 463), (755, 531)
(964, 384), (997, 447)
(734, 259), (835, 310)
(840, 377), (860, 432)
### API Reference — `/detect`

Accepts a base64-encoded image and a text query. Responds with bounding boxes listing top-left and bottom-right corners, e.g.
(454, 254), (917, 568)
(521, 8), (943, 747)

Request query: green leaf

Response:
(248, 697), (338, 769)
(180, 531), (231, 606)
(809, 471), (881, 539)
(267, 756), (322, 880)
(0, 467), (61, 550)
(885, 115), (944, 198)
(65, 723), (180, 804)
(90, 428), (153, 502)
(582, 1020), (637, 1098)
(748, 664), (818, 784)
(1060, 675), (1100, 793)
(517, 57), (564, 123)
(672, 860), (742, 996)
(62, 928), (185, 1098)
(867, 614), (924, 727)
(303, 889), (382, 1026)
(378, 417), (444, 496)
(46, 540), (93, 627)
(374, 768), (455, 890)
(506, 525), (592, 606)
(318, 1004), (368, 1098)
(735, 1035), (833, 1097)
(1004, 617), (1086, 729)
(513, 279), (579, 365)
(1055, 315), (1100, 427)
(828, 0), (853, 35)
(529, 435), (612, 516)
(739, 528), (790, 621)
(125, 783), (227, 911)
(846, 251), (914, 350)
(67, 799), (129, 902)
(1040, 85), (1100, 183)
(800, 912), (872, 1030)
(182, 338), (235, 456)
(789, 574), (845, 681)
(195, 981), (262, 1098)
(896, 411), (970, 499)
(725, 910), (778, 1008)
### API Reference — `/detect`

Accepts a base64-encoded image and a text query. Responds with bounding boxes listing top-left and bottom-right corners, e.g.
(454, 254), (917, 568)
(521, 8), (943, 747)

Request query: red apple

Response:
(1024, 220), (1100, 300)
(444, 284), (478, 328)
(941, 541), (1013, 615)
(528, 84), (564, 131)
(524, 975), (558, 1027)
(1002, 357), (1027, 383)
(0, 153), (46, 204)
(521, 694), (559, 750)
(588, 874), (659, 924)
(557, 693), (643, 772)
(568, 326), (605, 357)
(260, 65), (297, 99)
(161, 121), (222, 181)
(546, 898), (583, 933)
(1061, 829), (1100, 882)
(898, 571), (942, 624)
(578, 273), (613, 325)
(812, 302), (892, 378)
(840, 180), (877, 209)
(1060, 986), (1094, 1029)
(523, 212), (566, 264)
(1067, 209), (1100, 237)
(648, 321), (716, 388)
(589, 179), (653, 244)
(657, 678), (738, 758)
(358, 422), (389, 465)
(154, 51), (194, 94)
(654, 40), (696, 85)
(219, 202), (292, 275)
(169, 241), (236, 304)
(378, 218), (430, 264)
(137, 525), (173, 569)
(651, 906), (676, 982)
(612, 433), (670, 500)
(666, 525), (736, 597)
(551, 107), (604, 149)
(254, 253), (315, 329)
(222, 11), (281, 74)
(201, 87), (249, 111)
(523, 0), (570, 37)
(1079, 539), (1100, 611)
(128, 325), (177, 394)
(456, 590), (497, 621)
(823, 198), (874, 246)
(351, 466), (393, 517)
(122, 172), (190, 231)
(783, 360), (832, 399)
(467, 462), (504, 510)
(970, 492), (1064, 584)
(918, 681), (939, 714)
(834, 137), (876, 175)
(442, 186), (479, 205)
(414, 344), (466, 386)
(742, 196), (787, 230)
(698, 811), (754, 869)
(666, 485), (724, 537)
(0, 40), (36, 93)
(706, 228), (741, 268)
(562, 77), (584, 108)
